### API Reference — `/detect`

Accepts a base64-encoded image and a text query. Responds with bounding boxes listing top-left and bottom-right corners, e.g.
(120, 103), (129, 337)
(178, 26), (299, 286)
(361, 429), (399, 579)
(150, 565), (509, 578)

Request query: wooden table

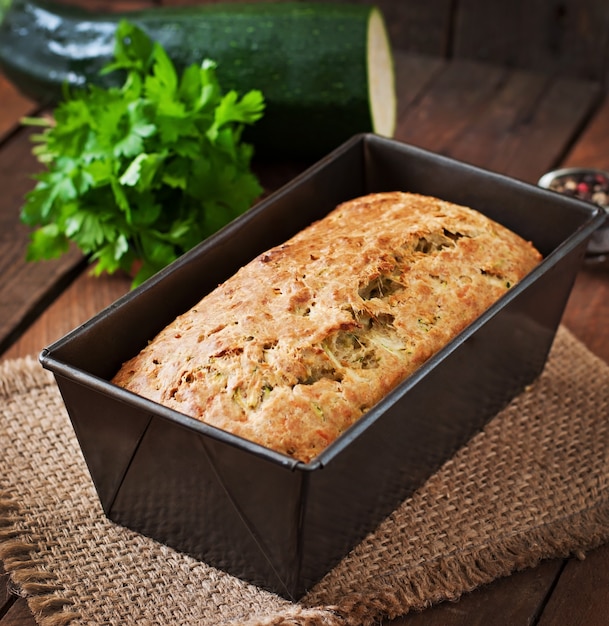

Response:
(2, 52), (609, 625)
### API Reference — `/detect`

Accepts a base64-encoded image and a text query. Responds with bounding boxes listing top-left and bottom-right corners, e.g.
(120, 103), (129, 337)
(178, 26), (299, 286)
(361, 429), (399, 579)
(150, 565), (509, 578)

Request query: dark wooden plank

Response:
(1, 564), (31, 625)
(538, 544), (609, 626)
(552, 95), (609, 363)
(442, 74), (601, 183)
(393, 51), (446, 118)
(0, 598), (34, 626)
(0, 128), (85, 356)
(561, 94), (609, 171)
(561, 267), (609, 364)
(389, 560), (563, 625)
(0, 75), (37, 143)
(0, 564), (14, 620)
(2, 268), (131, 361)
(395, 60), (511, 153)
(395, 60), (601, 183)
(452, 0), (609, 83)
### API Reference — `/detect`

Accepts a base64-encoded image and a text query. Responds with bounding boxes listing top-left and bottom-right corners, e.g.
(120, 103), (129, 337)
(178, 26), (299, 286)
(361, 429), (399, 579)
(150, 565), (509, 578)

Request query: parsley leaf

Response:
(21, 19), (265, 288)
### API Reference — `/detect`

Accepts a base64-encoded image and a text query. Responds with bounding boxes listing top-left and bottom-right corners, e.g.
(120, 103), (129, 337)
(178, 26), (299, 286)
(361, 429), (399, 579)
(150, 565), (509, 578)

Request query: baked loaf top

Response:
(112, 192), (542, 463)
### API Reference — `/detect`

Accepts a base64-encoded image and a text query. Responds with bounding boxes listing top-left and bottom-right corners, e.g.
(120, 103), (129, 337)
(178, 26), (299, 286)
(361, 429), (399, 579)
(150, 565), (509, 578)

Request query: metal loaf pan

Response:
(40, 134), (604, 600)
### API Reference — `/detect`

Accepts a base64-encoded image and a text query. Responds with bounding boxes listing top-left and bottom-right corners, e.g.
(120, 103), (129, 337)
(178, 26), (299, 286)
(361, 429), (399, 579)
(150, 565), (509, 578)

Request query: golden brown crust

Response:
(112, 192), (542, 463)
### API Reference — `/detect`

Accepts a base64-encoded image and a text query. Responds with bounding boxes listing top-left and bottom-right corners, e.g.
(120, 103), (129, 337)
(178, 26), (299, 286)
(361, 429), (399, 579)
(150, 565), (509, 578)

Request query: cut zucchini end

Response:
(367, 8), (396, 138)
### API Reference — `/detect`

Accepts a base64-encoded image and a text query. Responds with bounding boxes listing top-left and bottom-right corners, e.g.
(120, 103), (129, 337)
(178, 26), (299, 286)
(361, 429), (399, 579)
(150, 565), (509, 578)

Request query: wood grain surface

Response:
(1, 14), (608, 626)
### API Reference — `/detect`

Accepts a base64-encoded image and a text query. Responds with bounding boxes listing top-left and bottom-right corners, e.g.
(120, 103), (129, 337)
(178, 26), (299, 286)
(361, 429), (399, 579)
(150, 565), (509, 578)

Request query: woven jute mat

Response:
(1, 325), (608, 626)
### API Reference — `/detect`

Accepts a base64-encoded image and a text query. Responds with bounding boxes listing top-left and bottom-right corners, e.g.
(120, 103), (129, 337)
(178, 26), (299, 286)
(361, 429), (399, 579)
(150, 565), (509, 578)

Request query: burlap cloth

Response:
(1, 325), (608, 626)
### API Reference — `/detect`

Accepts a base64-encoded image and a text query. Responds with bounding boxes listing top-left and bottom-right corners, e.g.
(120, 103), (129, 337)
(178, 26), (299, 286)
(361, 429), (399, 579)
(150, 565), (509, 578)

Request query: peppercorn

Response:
(548, 171), (609, 208)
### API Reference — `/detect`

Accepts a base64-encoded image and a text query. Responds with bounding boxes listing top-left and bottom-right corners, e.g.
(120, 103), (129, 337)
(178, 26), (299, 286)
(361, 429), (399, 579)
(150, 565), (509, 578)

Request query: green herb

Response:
(20, 20), (265, 287)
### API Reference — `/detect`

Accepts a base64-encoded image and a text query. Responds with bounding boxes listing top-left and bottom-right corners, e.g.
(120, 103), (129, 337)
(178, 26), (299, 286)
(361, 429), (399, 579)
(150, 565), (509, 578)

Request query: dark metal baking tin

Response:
(40, 134), (604, 600)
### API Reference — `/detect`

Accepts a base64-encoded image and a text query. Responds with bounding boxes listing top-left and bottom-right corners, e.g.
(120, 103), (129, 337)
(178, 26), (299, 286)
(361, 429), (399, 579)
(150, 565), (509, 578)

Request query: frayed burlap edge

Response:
(0, 356), (80, 626)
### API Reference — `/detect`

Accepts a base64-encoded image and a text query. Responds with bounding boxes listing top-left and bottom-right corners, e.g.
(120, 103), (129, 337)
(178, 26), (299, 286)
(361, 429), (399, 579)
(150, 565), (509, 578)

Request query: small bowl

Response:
(538, 167), (609, 259)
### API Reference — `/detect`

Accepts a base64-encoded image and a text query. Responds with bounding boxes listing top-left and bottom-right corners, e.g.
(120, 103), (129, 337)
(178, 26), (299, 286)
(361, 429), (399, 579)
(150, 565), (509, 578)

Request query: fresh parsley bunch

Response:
(21, 20), (265, 287)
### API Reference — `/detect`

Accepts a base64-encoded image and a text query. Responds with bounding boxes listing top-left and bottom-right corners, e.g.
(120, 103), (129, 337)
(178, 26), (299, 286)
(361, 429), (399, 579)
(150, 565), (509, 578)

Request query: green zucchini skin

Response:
(0, 0), (394, 158)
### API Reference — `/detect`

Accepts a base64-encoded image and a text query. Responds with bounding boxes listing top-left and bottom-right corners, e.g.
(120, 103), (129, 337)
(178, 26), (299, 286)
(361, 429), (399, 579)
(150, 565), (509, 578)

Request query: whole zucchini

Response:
(0, 0), (396, 158)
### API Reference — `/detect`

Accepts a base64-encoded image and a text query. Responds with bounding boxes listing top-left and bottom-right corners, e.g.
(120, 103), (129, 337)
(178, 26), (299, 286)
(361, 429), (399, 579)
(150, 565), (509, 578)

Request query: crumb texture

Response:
(112, 192), (542, 462)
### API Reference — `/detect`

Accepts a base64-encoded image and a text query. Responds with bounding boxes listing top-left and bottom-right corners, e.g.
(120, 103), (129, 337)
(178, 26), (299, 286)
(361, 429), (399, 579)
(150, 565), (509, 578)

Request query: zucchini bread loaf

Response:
(112, 192), (542, 463)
